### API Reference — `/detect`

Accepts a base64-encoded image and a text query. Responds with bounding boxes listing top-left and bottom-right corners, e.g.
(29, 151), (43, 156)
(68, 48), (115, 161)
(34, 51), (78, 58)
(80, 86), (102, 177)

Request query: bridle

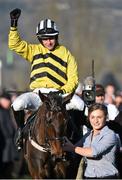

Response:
(29, 101), (67, 157)
(44, 110), (67, 154)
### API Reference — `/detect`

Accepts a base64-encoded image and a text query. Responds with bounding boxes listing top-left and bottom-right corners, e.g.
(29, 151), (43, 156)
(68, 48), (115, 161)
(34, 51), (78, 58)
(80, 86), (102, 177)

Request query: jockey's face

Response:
(42, 37), (56, 51)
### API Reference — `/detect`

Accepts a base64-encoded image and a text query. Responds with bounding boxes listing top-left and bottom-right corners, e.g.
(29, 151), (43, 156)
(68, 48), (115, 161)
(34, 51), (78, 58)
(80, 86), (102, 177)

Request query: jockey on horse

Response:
(8, 9), (84, 151)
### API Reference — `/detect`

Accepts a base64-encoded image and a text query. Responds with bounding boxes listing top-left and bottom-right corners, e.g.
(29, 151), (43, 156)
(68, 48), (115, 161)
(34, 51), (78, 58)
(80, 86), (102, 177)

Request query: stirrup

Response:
(17, 141), (23, 151)
(14, 128), (21, 144)
(16, 138), (23, 151)
(14, 128), (23, 151)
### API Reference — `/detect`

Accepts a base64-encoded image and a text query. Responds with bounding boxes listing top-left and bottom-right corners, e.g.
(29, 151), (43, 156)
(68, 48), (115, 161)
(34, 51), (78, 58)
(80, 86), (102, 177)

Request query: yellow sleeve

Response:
(60, 51), (78, 93)
(8, 27), (34, 63)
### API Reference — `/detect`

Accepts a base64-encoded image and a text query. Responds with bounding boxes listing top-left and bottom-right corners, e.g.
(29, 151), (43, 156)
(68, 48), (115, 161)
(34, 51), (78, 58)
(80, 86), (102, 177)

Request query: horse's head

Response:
(36, 91), (72, 159)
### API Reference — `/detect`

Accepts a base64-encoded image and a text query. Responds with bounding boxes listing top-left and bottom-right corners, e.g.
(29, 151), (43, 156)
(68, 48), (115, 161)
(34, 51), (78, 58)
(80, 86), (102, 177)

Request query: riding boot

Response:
(12, 108), (25, 151)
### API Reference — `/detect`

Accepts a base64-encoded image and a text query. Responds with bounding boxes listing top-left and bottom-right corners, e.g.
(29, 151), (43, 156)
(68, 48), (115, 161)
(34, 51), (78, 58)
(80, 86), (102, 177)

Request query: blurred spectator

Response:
(0, 91), (30, 178)
(95, 84), (105, 104)
(0, 91), (18, 178)
(104, 84), (116, 105)
(95, 84), (119, 120)
(115, 93), (122, 111)
(105, 84), (116, 96)
(105, 93), (115, 105)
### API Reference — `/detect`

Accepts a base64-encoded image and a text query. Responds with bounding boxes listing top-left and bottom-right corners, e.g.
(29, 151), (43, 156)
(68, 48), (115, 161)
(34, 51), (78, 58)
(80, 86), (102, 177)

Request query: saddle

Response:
(22, 111), (37, 138)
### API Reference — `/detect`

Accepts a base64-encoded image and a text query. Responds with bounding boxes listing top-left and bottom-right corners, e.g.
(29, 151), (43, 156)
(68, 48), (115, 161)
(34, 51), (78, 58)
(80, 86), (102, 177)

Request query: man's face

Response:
(42, 37), (56, 51)
(95, 95), (105, 104)
(89, 109), (106, 131)
(0, 97), (11, 109)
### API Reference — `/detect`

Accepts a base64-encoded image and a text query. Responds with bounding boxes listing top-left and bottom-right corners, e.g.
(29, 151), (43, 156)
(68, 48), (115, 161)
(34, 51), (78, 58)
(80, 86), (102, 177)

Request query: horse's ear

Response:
(38, 90), (47, 102)
(62, 92), (74, 105)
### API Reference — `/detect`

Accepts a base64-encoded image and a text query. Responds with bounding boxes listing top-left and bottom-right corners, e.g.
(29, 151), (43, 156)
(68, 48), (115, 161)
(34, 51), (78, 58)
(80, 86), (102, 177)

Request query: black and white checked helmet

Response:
(36, 19), (59, 38)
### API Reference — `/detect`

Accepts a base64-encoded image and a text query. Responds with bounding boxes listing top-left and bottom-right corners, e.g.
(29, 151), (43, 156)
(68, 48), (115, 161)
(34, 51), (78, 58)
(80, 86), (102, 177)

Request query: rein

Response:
(28, 113), (51, 152)
(29, 136), (49, 152)
(45, 137), (65, 141)
(29, 136), (65, 153)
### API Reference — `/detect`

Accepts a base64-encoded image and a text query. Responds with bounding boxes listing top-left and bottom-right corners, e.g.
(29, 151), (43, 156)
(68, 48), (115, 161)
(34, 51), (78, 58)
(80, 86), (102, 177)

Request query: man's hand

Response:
(10, 8), (21, 27)
(62, 136), (75, 152)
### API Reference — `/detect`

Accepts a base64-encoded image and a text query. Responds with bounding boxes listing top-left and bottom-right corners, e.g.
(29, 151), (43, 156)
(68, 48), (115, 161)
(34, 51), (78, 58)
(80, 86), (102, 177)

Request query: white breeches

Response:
(12, 92), (42, 111)
(12, 88), (84, 112)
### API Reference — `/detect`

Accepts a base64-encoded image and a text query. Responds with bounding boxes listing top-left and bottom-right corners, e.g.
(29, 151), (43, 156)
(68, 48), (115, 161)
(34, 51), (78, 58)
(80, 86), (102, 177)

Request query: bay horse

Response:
(24, 91), (72, 179)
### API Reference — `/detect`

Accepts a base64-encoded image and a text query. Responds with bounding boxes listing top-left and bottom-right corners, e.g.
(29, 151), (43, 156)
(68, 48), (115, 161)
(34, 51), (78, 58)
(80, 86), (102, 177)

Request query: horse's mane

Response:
(46, 92), (63, 112)
(34, 92), (64, 129)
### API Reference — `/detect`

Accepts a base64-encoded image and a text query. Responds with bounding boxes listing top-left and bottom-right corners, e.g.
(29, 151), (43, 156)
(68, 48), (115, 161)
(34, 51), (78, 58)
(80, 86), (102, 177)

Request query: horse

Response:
(24, 91), (72, 179)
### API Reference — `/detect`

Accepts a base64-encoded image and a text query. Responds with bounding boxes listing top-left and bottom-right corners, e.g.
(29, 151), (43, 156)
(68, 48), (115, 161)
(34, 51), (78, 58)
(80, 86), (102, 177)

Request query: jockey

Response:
(8, 9), (84, 150)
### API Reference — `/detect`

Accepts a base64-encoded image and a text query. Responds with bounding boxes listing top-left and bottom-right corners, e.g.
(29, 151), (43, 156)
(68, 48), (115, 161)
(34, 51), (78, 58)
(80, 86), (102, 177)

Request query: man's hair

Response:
(0, 91), (11, 101)
(88, 103), (108, 117)
(96, 84), (105, 96)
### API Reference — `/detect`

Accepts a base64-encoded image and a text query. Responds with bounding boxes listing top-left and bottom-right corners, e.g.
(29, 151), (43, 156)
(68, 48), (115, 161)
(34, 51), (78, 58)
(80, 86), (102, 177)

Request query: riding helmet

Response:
(36, 19), (59, 38)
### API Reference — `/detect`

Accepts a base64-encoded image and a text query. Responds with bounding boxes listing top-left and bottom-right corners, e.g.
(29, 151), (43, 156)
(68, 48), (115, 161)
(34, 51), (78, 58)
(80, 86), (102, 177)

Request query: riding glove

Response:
(56, 90), (64, 95)
(10, 8), (21, 27)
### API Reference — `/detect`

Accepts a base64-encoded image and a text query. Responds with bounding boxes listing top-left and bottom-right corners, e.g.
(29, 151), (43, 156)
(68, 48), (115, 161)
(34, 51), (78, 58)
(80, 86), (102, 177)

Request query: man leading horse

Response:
(8, 9), (84, 151)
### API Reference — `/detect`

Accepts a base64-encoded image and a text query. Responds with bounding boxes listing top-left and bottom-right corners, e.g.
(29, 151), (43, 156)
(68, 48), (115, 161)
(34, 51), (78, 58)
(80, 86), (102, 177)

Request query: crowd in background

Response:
(0, 82), (122, 179)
